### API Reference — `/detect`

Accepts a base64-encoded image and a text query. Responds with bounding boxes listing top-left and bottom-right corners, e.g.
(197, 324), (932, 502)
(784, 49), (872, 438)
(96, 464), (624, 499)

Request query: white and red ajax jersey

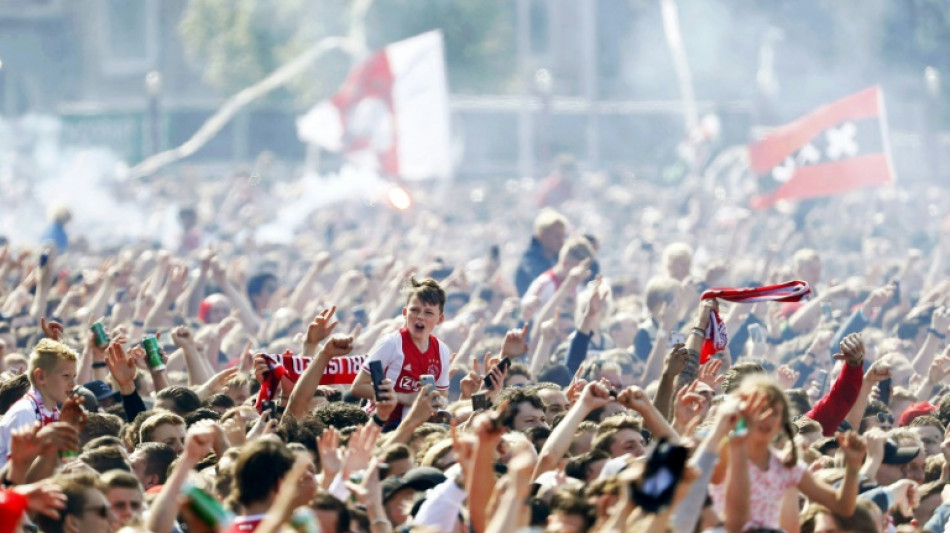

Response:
(360, 328), (450, 422)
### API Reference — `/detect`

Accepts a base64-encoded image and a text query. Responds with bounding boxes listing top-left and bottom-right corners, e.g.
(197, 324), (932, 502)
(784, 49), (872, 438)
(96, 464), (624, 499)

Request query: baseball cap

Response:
(83, 380), (121, 403)
(381, 467), (446, 502)
(898, 401), (935, 427)
(882, 440), (920, 465)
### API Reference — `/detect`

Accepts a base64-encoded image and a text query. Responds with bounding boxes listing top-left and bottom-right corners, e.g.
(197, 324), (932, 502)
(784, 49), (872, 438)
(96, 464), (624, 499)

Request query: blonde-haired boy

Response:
(0, 338), (78, 467)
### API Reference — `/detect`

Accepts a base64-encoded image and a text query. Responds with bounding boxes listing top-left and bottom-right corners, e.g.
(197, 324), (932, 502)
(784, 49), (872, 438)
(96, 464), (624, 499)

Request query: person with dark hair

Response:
(204, 392), (236, 414)
(102, 469), (144, 528)
(79, 412), (124, 448)
(154, 386), (202, 415)
(79, 445), (131, 473)
(35, 472), (112, 533)
(497, 388), (548, 432)
(313, 491), (351, 533)
(246, 272), (278, 316)
(312, 402), (369, 430)
(564, 449), (610, 482)
(350, 277), (452, 428)
(547, 490), (597, 533)
(183, 407), (221, 427)
(226, 439), (295, 533)
(129, 442), (176, 490)
(0, 374), (29, 415)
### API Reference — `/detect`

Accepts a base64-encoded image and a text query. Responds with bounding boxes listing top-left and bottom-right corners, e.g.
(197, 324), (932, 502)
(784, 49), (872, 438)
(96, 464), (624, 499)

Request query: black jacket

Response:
(515, 237), (556, 296)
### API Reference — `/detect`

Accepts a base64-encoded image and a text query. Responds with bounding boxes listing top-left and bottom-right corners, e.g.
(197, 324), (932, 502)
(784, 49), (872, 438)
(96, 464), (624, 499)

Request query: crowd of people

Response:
(0, 161), (949, 533)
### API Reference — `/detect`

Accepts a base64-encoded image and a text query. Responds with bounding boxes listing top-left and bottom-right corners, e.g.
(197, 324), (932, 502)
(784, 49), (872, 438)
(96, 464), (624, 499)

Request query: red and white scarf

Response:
(255, 351), (367, 412)
(699, 280), (812, 363)
(25, 387), (59, 426)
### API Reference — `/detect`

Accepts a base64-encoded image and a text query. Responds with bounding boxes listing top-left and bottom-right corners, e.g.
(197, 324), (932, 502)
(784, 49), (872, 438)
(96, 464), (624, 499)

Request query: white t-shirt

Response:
(0, 395), (43, 469)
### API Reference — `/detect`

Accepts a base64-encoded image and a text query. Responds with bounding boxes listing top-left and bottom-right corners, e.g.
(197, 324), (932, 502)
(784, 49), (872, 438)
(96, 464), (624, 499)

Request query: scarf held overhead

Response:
(699, 280), (811, 363)
(255, 351), (366, 412)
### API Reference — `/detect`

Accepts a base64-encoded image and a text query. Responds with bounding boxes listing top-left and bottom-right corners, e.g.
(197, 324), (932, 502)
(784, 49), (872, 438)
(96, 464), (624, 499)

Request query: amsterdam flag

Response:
(749, 86), (894, 209)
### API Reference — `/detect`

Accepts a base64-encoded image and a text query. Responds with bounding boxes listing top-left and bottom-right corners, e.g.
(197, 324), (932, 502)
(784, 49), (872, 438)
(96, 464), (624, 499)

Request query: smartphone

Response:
(483, 357), (511, 389)
(878, 377), (892, 405)
(668, 332), (685, 346)
(490, 245), (500, 261)
(631, 439), (688, 512)
(472, 391), (489, 411)
(260, 400), (275, 416)
(368, 360), (385, 399)
(420, 374), (436, 391)
(748, 323), (766, 343)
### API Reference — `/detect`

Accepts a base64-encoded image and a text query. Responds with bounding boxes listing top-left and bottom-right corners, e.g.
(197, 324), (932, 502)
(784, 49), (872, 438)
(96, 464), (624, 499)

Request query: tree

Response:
(178, 0), (516, 104)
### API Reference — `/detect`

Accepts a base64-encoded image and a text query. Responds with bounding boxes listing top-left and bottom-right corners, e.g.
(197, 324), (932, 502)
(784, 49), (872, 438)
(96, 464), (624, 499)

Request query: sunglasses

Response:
(83, 504), (111, 519)
(874, 412), (894, 424)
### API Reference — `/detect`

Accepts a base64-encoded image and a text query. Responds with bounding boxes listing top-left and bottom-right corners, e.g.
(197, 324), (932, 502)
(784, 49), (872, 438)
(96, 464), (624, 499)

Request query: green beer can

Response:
(90, 322), (110, 348)
(183, 482), (232, 528)
(142, 336), (165, 371)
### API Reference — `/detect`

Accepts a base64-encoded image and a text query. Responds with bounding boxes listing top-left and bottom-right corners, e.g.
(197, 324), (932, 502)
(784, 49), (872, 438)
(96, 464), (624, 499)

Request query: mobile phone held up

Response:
(368, 360), (385, 400)
(631, 438), (689, 513)
(483, 357), (511, 389)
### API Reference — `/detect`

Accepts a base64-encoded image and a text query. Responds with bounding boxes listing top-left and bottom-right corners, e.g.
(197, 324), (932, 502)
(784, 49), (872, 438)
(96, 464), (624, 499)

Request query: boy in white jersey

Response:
(0, 338), (78, 468)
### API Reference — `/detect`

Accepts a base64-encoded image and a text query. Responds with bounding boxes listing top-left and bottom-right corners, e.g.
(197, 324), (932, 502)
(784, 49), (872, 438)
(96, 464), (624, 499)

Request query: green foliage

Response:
(178, 0), (516, 104)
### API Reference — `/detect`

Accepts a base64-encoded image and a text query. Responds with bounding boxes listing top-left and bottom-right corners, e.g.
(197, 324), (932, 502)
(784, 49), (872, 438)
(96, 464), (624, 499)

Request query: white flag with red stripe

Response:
(296, 31), (451, 181)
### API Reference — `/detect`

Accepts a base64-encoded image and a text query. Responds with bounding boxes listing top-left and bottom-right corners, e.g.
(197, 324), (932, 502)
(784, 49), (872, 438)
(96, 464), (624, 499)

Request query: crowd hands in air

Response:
(3, 176), (950, 533)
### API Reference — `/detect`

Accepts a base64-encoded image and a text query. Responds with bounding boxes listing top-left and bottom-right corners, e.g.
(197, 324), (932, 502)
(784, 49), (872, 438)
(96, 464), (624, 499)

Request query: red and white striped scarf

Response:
(699, 280), (811, 363)
(25, 387), (59, 427)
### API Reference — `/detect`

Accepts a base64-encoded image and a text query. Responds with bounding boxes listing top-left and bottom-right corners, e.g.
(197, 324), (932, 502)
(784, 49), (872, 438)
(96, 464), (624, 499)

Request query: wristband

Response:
(92, 362), (108, 369)
(690, 327), (705, 337)
(372, 414), (387, 427)
(132, 320), (145, 327)
(928, 328), (946, 340)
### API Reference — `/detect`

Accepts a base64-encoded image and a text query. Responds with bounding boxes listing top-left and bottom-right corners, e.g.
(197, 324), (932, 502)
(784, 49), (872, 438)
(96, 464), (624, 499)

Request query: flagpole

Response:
(516, 0), (534, 180)
(125, 0), (374, 180)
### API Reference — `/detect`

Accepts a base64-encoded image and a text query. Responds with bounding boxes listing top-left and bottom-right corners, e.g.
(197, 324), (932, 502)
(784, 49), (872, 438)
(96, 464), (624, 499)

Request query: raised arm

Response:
(798, 431), (865, 517)
(846, 360), (890, 430)
(805, 334), (865, 436)
(533, 381), (612, 479)
(619, 385), (679, 441)
(210, 258), (262, 334)
(146, 426), (215, 533)
(284, 333), (353, 422)
(143, 264), (189, 331)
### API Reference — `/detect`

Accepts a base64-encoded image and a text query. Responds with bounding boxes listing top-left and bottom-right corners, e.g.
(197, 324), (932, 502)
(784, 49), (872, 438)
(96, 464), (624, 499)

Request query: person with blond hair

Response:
(0, 339), (79, 468)
(515, 209), (568, 296)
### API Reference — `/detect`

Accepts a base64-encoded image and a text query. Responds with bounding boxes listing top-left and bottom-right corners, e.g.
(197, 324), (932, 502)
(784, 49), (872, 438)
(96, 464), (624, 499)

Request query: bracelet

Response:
(92, 362), (108, 369)
(372, 414), (387, 427)
(690, 327), (706, 337)
(371, 518), (391, 527)
(928, 328), (946, 340)
(132, 320), (144, 327)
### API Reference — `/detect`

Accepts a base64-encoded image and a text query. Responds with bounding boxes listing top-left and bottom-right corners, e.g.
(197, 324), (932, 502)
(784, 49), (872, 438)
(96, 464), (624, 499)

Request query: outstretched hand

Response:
(305, 306), (339, 347)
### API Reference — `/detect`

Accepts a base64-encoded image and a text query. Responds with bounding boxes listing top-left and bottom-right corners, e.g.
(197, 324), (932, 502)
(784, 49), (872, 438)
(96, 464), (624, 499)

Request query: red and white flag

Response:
(297, 31), (451, 181)
(748, 86), (894, 209)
